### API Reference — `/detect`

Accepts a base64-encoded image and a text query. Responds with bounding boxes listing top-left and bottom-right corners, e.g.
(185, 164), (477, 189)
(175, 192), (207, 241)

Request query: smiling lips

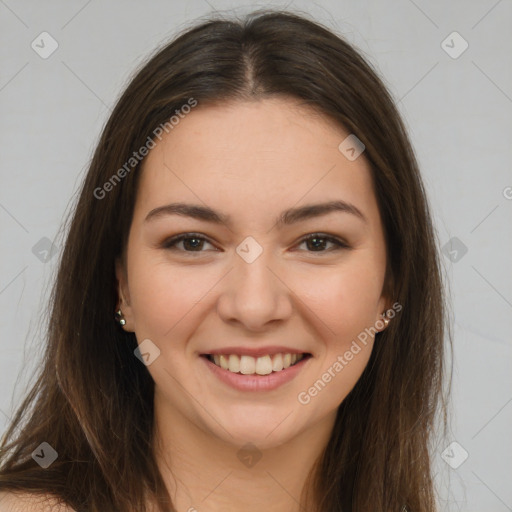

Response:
(205, 353), (308, 375)
(201, 347), (312, 391)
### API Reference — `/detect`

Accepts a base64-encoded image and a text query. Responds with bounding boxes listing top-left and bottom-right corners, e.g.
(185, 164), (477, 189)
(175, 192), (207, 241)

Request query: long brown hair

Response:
(0, 9), (450, 511)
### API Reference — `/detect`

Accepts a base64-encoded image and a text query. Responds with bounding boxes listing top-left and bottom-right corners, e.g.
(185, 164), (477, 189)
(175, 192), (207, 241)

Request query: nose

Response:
(216, 247), (293, 332)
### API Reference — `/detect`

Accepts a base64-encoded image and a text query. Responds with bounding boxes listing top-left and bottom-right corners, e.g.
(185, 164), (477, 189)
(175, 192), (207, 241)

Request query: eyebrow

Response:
(144, 200), (367, 227)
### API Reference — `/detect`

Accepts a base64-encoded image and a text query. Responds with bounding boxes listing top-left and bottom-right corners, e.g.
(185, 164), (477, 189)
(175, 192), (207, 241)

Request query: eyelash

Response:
(160, 232), (350, 255)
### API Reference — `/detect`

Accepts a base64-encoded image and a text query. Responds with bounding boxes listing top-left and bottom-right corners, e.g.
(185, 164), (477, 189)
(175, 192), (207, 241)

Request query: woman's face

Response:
(116, 97), (389, 449)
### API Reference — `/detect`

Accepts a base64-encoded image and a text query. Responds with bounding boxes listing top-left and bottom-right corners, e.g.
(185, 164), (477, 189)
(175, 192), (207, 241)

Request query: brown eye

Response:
(162, 233), (216, 253)
(297, 233), (349, 253)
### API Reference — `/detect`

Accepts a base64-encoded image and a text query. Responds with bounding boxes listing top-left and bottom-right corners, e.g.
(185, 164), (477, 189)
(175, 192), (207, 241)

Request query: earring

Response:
(115, 309), (126, 326)
(382, 311), (390, 328)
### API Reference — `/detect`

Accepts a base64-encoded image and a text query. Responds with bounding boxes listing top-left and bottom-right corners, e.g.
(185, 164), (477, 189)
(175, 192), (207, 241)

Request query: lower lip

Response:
(200, 355), (311, 392)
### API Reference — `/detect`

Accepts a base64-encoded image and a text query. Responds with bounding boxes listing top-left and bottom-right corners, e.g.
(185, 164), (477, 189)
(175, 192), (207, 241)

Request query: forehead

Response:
(134, 98), (378, 226)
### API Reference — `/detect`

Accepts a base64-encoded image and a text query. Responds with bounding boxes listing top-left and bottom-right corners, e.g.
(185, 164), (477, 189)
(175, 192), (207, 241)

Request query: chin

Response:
(204, 409), (300, 450)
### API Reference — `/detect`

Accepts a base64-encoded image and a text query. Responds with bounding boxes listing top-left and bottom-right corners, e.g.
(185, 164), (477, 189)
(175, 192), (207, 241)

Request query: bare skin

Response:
(116, 97), (390, 511)
(0, 492), (74, 511)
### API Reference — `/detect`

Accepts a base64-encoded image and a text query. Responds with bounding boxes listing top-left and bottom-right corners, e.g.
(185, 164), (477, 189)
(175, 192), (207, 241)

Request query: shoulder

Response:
(0, 492), (76, 512)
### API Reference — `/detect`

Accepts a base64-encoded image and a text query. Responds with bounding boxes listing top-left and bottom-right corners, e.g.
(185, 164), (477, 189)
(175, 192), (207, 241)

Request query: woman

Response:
(0, 9), (449, 512)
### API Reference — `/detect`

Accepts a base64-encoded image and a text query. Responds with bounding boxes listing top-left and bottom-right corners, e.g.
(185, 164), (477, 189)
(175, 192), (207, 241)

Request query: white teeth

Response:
(209, 353), (305, 374)
(272, 353), (283, 372)
(255, 355), (273, 375)
(239, 355), (255, 375)
(219, 354), (229, 370)
(228, 354), (240, 373)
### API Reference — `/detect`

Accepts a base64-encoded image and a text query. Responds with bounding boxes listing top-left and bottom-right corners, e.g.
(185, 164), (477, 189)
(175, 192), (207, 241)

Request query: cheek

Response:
(330, 344), (373, 407)
(127, 254), (208, 337)
(292, 258), (384, 339)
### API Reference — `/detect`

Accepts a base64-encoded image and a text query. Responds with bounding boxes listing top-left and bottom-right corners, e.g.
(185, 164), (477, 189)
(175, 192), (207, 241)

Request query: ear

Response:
(115, 257), (135, 332)
(375, 293), (391, 333)
(374, 267), (396, 332)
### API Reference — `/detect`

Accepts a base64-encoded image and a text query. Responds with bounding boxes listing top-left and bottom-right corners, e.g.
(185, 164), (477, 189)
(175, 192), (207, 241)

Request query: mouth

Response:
(200, 352), (312, 375)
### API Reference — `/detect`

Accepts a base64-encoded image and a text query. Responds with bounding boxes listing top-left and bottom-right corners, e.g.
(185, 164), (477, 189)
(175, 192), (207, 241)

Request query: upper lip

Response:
(201, 346), (310, 358)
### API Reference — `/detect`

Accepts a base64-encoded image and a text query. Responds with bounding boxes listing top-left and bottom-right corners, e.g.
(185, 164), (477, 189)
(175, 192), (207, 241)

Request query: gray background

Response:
(1, 1), (511, 510)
